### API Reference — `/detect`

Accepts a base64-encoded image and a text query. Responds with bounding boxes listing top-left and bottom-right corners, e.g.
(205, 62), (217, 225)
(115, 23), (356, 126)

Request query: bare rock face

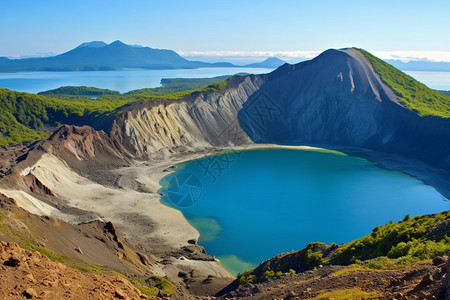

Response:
(23, 287), (37, 298)
(237, 49), (450, 171)
(104, 48), (450, 174)
(446, 256), (450, 300)
(109, 75), (265, 159)
(48, 124), (129, 170)
(0, 241), (155, 299)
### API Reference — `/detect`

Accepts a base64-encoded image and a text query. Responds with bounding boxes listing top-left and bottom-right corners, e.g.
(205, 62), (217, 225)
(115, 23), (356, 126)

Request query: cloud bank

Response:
(178, 50), (450, 63)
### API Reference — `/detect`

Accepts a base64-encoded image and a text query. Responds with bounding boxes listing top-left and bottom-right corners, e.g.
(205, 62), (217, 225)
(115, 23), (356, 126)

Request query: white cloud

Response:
(178, 50), (450, 63)
(178, 50), (322, 61)
(371, 51), (450, 63)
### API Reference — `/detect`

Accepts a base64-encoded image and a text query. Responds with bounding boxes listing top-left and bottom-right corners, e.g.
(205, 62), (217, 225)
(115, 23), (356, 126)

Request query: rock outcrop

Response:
(105, 49), (450, 175)
(0, 241), (156, 299)
(109, 75), (265, 160)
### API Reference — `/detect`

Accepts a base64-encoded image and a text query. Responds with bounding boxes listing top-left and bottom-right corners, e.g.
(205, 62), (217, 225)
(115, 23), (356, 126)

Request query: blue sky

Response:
(1, 0), (450, 61)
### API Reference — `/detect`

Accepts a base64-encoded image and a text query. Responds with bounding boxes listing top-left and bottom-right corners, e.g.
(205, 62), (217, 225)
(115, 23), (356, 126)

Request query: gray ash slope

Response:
(102, 48), (450, 175)
(238, 48), (450, 171)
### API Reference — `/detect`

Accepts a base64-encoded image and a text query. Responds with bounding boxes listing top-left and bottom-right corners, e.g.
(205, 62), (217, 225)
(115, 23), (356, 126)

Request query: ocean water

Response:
(404, 71), (450, 90)
(1, 69), (449, 95)
(0, 67), (274, 94)
(159, 148), (450, 275)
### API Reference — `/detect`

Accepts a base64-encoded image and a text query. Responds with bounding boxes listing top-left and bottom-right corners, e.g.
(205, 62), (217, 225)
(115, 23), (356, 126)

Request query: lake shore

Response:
(112, 144), (331, 273)
(122, 143), (450, 275)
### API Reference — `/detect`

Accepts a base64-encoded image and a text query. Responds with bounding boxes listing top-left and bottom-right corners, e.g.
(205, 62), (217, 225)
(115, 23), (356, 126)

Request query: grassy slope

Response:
(331, 211), (450, 263)
(357, 48), (450, 118)
(237, 211), (450, 284)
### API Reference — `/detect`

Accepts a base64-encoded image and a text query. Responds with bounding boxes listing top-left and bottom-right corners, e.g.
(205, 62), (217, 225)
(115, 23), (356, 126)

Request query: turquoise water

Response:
(159, 148), (450, 275)
(0, 67), (274, 94)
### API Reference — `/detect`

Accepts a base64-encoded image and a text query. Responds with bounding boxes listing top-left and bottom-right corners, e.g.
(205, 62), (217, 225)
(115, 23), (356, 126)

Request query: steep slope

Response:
(360, 49), (450, 117)
(103, 48), (450, 173)
(237, 48), (450, 171)
(109, 75), (265, 158)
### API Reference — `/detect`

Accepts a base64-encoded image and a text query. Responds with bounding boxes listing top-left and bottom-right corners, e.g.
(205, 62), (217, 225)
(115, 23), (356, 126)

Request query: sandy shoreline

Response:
(0, 143), (327, 280)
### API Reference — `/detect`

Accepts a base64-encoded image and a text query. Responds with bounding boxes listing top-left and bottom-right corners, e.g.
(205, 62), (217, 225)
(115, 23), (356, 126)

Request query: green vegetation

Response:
(38, 86), (120, 97)
(311, 288), (381, 300)
(237, 242), (328, 285)
(332, 256), (418, 277)
(259, 268), (283, 282)
(0, 88), (133, 145)
(203, 275), (216, 283)
(332, 211), (450, 264)
(439, 90), (450, 97)
(237, 269), (257, 285)
(126, 75), (232, 96)
(357, 48), (450, 118)
(114, 274), (176, 297)
(304, 242), (328, 268)
(0, 213), (68, 263)
(101, 76), (232, 102)
(237, 267), (285, 285)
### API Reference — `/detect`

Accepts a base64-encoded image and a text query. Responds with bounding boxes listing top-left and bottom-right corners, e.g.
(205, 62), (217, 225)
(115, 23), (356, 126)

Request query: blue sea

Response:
(159, 148), (450, 275)
(0, 67), (274, 94)
(0, 69), (449, 94)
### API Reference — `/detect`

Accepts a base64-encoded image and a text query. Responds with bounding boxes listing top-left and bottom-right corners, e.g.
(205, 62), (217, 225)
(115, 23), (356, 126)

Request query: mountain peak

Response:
(245, 57), (286, 68)
(263, 57), (285, 63)
(75, 41), (107, 49)
(109, 40), (127, 47)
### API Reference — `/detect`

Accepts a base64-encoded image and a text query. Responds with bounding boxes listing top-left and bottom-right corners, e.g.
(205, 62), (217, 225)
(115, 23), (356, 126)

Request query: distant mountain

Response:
(244, 57), (286, 68)
(74, 41), (108, 49)
(0, 41), (289, 72)
(0, 40), (242, 72)
(387, 59), (450, 72)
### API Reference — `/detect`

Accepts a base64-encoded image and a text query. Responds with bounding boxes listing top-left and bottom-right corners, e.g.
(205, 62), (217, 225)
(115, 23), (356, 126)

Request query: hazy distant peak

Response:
(263, 57), (285, 63)
(245, 57), (287, 68)
(75, 41), (108, 49)
(109, 40), (126, 47)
